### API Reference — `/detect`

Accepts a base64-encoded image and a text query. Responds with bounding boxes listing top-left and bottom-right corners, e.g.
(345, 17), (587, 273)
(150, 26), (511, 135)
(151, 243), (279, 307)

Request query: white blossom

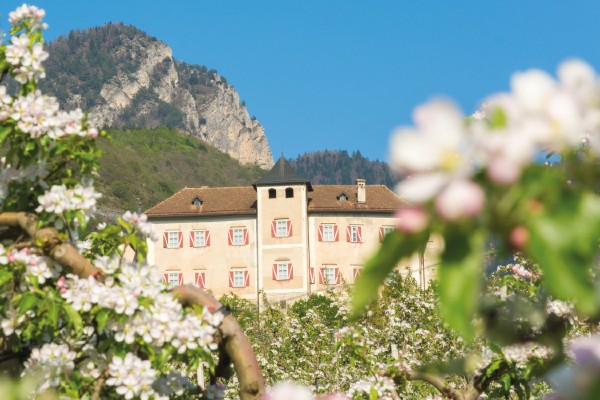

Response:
(105, 353), (157, 400)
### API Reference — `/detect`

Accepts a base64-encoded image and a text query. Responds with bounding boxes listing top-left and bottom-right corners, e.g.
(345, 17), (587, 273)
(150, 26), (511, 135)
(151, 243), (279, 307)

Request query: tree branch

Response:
(172, 285), (265, 400)
(0, 212), (103, 280)
(397, 370), (481, 400)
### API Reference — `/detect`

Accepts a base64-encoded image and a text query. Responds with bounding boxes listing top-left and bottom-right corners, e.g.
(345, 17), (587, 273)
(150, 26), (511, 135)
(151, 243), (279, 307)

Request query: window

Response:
(233, 228), (244, 245)
(318, 224), (338, 242)
(229, 270), (248, 288)
(271, 219), (292, 238)
(346, 225), (363, 243)
(337, 193), (348, 201)
(228, 227), (248, 246)
(285, 187), (294, 198)
(319, 266), (339, 285)
(191, 196), (202, 206)
(272, 262), (293, 281)
(379, 226), (395, 242)
(190, 230), (210, 247)
(164, 271), (182, 288)
(268, 188), (276, 199)
(163, 231), (182, 248)
(353, 267), (363, 282)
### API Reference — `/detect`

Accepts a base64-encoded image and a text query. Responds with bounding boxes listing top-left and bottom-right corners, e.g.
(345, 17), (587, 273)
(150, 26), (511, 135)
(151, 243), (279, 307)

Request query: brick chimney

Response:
(357, 179), (366, 204)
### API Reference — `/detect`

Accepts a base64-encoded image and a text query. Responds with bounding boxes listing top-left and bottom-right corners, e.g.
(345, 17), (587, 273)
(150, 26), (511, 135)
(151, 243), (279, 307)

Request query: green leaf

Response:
(526, 191), (600, 315)
(18, 293), (38, 316)
(438, 227), (485, 343)
(351, 230), (429, 318)
(0, 126), (11, 144)
(0, 270), (13, 286)
(63, 304), (83, 335)
(95, 309), (111, 331)
(47, 301), (59, 328)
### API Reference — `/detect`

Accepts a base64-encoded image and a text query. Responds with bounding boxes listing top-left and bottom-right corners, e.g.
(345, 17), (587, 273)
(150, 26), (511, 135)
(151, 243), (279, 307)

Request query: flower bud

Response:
(395, 207), (429, 233)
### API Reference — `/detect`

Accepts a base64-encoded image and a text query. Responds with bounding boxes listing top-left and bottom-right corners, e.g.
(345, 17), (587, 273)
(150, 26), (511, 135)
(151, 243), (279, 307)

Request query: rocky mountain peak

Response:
(41, 23), (274, 169)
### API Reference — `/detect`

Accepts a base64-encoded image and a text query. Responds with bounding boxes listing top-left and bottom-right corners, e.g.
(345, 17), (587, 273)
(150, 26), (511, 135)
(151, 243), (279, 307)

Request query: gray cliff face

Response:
(42, 24), (274, 169)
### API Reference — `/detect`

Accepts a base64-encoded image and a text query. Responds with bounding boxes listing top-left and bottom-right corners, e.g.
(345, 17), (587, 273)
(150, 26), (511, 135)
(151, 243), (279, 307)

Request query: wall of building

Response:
(149, 215), (258, 299)
(147, 206), (441, 303)
(256, 185), (309, 299)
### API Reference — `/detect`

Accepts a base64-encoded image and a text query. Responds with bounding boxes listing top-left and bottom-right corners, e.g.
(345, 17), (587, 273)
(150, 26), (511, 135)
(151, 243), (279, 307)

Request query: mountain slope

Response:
(290, 150), (397, 188)
(96, 127), (266, 215)
(40, 23), (273, 168)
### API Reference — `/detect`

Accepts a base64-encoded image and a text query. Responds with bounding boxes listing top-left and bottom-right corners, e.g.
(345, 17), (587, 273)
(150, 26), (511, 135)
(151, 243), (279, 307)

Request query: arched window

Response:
(285, 187), (294, 198)
(268, 188), (276, 199)
(192, 196), (203, 206)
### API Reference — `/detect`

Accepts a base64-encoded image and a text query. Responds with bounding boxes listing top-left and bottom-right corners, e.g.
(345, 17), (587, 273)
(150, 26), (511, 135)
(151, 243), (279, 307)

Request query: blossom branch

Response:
(0, 212), (103, 280)
(171, 285), (265, 400)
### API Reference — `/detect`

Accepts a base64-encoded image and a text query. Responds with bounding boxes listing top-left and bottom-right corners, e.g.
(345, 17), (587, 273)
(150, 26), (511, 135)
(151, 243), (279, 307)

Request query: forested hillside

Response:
(96, 128), (266, 217)
(290, 150), (397, 187)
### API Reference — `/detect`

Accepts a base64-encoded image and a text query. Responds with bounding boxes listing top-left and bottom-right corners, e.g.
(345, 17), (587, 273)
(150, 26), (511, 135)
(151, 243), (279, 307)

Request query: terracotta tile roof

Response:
(145, 184), (406, 218)
(308, 185), (407, 213)
(145, 187), (257, 217)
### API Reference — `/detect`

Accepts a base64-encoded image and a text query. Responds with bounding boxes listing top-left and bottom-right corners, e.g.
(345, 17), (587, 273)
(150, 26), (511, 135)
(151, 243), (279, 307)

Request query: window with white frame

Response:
(233, 270), (245, 287)
(383, 226), (394, 235)
(349, 225), (359, 242)
(232, 228), (244, 245)
(194, 230), (206, 247)
(167, 271), (180, 287)
(277, 263), (289, 280)
(322, 224), (335, 241)
(167, 232), (179, 248)
(276, 220), (288, 237)
(324, 267), (336, 284)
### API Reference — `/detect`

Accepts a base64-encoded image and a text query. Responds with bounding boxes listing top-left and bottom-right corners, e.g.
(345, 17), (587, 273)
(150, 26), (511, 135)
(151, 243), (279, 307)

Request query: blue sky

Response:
(2, 1), (600, 162)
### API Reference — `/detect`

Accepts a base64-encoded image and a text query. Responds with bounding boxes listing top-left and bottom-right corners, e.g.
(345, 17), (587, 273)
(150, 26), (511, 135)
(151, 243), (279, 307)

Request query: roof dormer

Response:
(192, 196), (203, 206)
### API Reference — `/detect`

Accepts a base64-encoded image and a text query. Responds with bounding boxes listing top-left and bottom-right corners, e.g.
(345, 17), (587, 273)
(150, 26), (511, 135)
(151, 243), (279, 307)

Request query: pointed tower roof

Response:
(254, 155), (313, 190)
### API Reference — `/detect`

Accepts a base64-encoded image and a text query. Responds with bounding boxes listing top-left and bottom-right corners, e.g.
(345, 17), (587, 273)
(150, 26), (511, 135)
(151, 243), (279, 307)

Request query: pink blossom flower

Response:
(395, 207), (429, 233)
(434, 180), (485, 221)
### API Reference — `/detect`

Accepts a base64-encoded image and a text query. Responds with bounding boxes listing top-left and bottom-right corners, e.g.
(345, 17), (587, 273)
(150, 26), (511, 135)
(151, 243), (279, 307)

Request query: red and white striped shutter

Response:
(319, 268), (324, 284)
(310, 268), (315, 284)
(228, 229), (233, 245)
(353, 268), (361, 281)
(178, 272), (183, 285)
(244, 271), (249, 286)
(163, 273), (169, 283)
(228, 271), (234, 287)
(357, 226), (363, 243)
(379, 227), (384, 242)
(288, 263), (293, 279)
(163, 232), (168, 248)
(195, 272), (206, 288)
(271, 220), (276, 237)
(206, 231), (211, 246)
(346, 226), (351, 242)
(178, 231), (183, 248)
(287, 220), (292, 237)
(272, 264), (277, 280)
(334, 225), (339, 242)
(335, 268), (340, 284)
(189, 231), (195, 247)
(243, 228), (249, 245)
(318, 225), (323, 241)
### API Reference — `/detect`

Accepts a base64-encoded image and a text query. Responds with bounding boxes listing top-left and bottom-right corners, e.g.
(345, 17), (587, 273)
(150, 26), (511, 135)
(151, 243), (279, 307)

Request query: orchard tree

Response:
(0, 5), (263, 399)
